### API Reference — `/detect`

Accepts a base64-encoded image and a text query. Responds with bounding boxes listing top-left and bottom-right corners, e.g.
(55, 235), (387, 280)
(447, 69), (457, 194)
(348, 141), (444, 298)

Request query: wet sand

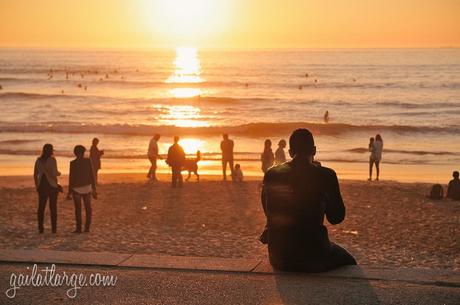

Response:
(0, 173), (458, 269)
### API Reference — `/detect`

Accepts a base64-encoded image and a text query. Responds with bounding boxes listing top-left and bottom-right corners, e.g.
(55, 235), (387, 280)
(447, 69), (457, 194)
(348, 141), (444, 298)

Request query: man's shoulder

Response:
(265, 162), (291, 178)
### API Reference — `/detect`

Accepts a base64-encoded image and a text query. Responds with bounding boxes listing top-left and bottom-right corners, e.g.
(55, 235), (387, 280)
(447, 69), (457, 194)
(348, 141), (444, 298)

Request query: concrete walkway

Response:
(0, 249), (459, 304)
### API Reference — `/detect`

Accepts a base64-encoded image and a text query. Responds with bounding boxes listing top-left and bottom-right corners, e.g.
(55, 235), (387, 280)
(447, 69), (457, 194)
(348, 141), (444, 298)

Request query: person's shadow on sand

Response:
(275, 266), (379, 305)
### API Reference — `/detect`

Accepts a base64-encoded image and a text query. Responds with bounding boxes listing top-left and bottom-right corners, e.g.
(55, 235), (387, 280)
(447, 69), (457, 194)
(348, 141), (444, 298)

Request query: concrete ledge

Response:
(253, 260), (460, 287)
(0, 249), (458, 287)
(0, 249), (131, 266)
(119, 254), (259, 272)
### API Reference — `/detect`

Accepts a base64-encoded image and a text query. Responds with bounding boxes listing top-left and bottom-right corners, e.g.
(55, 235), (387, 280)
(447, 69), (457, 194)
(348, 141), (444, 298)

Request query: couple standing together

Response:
(368, 134), (383, 181)
(33, 141), (102, 234)
(147, 135), (187, 187)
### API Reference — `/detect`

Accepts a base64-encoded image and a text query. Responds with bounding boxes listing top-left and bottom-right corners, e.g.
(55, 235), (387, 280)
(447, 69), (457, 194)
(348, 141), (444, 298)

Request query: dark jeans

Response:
(37, 179), (58, 233)
(271, 242), (357, 273)
(171, 166), (183, 187)
(72, 192), (92, 232)
(148, 156), (157, 180)
(222, 157), (234, 180)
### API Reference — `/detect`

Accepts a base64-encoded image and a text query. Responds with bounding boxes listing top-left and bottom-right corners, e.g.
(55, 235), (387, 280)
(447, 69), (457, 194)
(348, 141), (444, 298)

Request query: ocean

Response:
(0, 47), (459, 182)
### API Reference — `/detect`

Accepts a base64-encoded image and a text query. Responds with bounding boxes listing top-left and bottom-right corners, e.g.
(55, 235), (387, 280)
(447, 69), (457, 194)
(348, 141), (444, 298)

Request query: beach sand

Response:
(0, 173), (458, 270)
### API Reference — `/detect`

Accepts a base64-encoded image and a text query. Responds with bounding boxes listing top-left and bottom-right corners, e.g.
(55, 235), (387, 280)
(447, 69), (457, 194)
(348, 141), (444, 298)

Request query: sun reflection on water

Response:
(156, 104), (209, 127)
(167, 47), (203, 85)
(159, 47), (209, 127)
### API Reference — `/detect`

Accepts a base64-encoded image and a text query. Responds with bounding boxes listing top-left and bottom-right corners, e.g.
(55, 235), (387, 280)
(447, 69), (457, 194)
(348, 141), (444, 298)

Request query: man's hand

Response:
(92, 192), (98, 200)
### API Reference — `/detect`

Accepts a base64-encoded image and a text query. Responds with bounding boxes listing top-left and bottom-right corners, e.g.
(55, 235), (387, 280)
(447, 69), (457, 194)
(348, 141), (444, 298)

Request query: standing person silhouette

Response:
(220, 134), (234, 181)
(261, 129), (356, 272)
(33, 144), (61, 233)
(373, 134), (384, 181)
(166, 136), (185, 188)
(261, 139), (275, 173)
(368, 137), (375, 181)
(67, 145), (97, 233)
(447, 171), (460, 200)
(147, 134), (161, 181)
(274, 139), (287, 165)
(89, 138), (104, 184)
(323, 111), (330, 123)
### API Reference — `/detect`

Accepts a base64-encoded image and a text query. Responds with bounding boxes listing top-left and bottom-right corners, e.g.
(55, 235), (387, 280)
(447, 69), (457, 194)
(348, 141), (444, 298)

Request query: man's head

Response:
(74, 145), (86, 158)
(289, 129), (316, 159)
(154, 134), (161, 141)
(174, 136), (180, 143)
(453, 171), (459, 179)
(223, 134), (229, 140)
(92, 138), (99, 146)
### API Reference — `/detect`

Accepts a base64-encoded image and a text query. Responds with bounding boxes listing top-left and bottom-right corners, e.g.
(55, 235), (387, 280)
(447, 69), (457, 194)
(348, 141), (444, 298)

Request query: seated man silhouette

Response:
(261, 128), (356, 272)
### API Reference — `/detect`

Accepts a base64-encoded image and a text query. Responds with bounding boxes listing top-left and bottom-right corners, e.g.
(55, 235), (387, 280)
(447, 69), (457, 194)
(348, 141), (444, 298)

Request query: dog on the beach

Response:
(182, 150), (201, 181)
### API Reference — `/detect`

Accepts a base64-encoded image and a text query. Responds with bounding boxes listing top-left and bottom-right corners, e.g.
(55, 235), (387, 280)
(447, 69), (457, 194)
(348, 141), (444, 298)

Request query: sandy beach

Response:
(0, 173), (458, 270)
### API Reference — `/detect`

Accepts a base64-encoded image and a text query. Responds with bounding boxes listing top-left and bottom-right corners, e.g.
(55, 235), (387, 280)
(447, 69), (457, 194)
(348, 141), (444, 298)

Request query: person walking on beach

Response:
(33, 144), (61, 233)
(147, 134), (161, 181)
(447, 171), (460, 200)
(67, 145), (97, 233)
(166, 136), (185, 188)
(89, 138), (104, 184)
(371, 134), (383, 181)
(220, 134), (234, 181)
(274, 139), (287, 165)
(261, 139), (275, 173)
(261, 129), (356, 272)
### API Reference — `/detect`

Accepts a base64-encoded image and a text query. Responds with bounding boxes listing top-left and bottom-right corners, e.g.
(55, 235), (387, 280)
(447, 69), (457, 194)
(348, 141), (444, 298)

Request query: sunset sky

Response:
(0, 0), (459, 48)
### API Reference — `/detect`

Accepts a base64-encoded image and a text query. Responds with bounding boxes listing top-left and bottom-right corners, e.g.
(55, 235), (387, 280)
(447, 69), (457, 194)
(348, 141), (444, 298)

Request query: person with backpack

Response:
(447, 171), (460, 200)
(33, 144), (61, 233)
(429, 184), (444, 199)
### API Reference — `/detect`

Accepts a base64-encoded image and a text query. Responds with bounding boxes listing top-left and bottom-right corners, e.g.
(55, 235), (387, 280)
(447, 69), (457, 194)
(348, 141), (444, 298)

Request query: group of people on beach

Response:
(33, 138), (103, 234)
(368, 134), (384, 181)
(32, 128), (460, 274)
(147, 133), (291, 186)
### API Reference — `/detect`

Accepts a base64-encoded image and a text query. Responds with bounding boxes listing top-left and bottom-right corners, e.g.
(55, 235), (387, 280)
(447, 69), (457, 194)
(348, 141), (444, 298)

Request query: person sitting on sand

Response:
(166, 136), (186, 188)
(89, 138), (104, 184)
(34, 144), (61, 234)
(261, 139), (275, 173)
(232, 164), (244, 182)
(447, 171), (460, 200)
(261, 128), (356, 272)
(67, 145), (97, 233)
(221, 134), (234, 181)
(147, 134), (161, 182)
(274, 139), (287, 165)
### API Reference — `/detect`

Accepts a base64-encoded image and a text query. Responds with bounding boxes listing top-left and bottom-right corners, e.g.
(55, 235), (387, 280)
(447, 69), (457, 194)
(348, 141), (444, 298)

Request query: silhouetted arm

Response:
(33, 160), (39, 189)
(51, 157), (61, 177)
(68, 162), (74, 196)
(324, 169), (345, 225)
(447, 181), (452, 198)
(261, 171), (272, 217)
